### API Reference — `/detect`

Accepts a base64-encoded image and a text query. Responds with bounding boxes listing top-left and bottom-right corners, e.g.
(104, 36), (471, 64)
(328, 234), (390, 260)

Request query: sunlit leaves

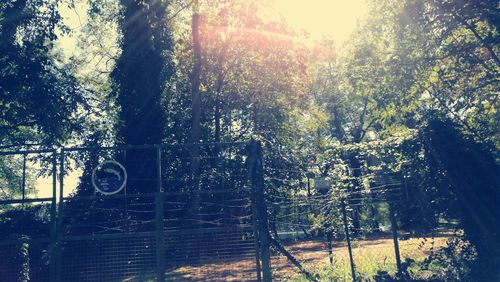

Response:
(0, 0), (83, 148)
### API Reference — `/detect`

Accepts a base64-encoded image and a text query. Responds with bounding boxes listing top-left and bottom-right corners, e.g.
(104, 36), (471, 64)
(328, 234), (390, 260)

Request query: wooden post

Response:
(249, 141), (272, 281)
(341, 201), (356, 282)
(327, 231), (334, 266)
(269, 237), (318, 282)
(389, 205), (402, 274)
(155, 146), (166, 282)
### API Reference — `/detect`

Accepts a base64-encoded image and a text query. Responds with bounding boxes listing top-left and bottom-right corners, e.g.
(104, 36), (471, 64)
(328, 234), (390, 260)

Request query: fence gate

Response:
(0, 149), (57, 282)
(0, 142), (270, 281)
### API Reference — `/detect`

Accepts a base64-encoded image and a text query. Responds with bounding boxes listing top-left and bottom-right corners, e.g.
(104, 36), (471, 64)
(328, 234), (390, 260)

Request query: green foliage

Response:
(112, 0), (175, 146)
(420, 238), (476, 282)
(109, 0), (175, 193)
(0, 206), (51, 239)
(0, 0), (83, 148)
(288, 237), (455, 282)
(1, 0), (499, 280)
(11, 235), (30, 282)
(421, 116), (500, 281)
(0, 156), (35, 201)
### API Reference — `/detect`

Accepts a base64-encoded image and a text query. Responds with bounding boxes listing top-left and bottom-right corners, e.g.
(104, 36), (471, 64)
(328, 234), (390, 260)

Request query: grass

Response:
(118, 234), (452, 281)
(282, 236), (449, 281)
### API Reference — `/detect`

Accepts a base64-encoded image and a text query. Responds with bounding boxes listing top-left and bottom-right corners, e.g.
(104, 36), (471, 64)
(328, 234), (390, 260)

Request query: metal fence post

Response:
(389, 205), (402, 274)
(341, 200), (356, 282)
(21, 154), (26, 207)
(250, 153), (262, 282)
(249, 140), (272, 281)
(155, 146), (166, 282)
(55, 149), (65, 282)
(50, 151), (57, 282)
(251, 179), (262, 282)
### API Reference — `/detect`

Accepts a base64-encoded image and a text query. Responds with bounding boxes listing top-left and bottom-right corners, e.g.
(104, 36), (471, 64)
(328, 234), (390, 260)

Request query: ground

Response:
(166, 235), (449, 281)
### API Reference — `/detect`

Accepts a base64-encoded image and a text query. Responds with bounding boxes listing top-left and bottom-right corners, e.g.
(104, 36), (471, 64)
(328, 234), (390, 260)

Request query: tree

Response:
(188, 0), (202, 215)
(403, 0), (499, 144)
(113, 0), (174, 146)
(423, 117), (500, 281)
(324, 1), (500, 277)
(111, 0), (175, 193)
(0, 0), (83, 148)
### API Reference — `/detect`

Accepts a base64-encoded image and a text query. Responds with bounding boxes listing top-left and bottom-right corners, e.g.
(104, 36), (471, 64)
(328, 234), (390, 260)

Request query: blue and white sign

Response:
(92, 160), (127, 195)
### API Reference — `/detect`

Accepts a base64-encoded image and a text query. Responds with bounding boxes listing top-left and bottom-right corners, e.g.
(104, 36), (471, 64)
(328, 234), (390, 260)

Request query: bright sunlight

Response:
(2, 0), (498, 281)
(271, 0), (368, 44)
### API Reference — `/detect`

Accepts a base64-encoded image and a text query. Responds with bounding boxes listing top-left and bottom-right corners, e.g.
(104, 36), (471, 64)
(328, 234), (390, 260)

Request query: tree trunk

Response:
(189, 0), (202, 193)
(214, 71), (223, 144)
(188, 0), (203, 260)
(113, 0), (173, 194)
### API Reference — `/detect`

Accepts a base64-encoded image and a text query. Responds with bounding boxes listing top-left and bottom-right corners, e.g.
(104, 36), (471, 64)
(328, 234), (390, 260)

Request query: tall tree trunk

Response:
(212, 70), (224, 166)
(214, 71), (223, 144)
(189, 0), (202, 188)
(188, 1), (202, 259)
(113, 0), (173, 194)
(346, 99), (371, 236)
(190, 3), (202, 146)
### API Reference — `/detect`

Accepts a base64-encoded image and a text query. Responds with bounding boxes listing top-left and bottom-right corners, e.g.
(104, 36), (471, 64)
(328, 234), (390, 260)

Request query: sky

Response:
(44, 0), (369, 199)
(57, 2), (88, 58)
(58, 0), (369, 57)
(271, 0), (369, 45)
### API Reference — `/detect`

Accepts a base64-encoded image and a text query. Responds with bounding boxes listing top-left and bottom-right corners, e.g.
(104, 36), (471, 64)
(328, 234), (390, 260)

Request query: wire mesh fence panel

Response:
(54, 143), (259, 281)
(61, 234), (157, 282)
(344, 181), (405, 279)
(162, 143), (259, 281)
(267, 196), (342, 281)
(58, 146), (159, 281)
(0, 243), (25, 281)
(264, 166), (339, 281)
(263, 162), (435, 281)
(263, 158), (471, 282)
(59, 196), (158, 281)
(0, 150), (56, 282)
(0, 143), (471, 281)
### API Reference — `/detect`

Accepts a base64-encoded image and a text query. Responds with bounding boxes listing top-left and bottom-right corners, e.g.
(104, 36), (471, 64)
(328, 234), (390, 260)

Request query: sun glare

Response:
(271, 0), (368, 45)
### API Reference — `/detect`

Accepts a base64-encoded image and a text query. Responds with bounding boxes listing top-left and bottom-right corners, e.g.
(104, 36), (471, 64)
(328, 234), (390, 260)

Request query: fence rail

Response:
(0, 141), (459, 281)
(0, 142), (269, 282)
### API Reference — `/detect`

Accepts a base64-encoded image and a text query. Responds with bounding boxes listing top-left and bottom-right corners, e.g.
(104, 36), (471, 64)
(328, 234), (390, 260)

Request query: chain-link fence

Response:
(0, 142), (267, 281)
(1, 142), (464, 281)
(263, 165), (462, 281)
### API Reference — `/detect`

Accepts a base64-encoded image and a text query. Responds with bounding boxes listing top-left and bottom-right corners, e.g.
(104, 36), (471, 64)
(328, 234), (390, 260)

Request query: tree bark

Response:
(189, 0), (202, 193)
(188, 1), (203, 261)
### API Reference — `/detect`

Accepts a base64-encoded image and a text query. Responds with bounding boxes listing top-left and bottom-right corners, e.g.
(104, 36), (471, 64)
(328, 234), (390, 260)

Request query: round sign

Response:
(92, 160), (127, 195)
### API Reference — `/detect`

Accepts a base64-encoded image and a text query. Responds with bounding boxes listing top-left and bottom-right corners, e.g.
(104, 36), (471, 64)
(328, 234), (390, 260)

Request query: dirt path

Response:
(166, 236), (448, 281)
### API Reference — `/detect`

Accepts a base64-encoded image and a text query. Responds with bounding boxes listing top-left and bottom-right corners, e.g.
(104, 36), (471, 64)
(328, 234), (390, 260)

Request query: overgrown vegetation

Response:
(0, 0), (498, 280)
(288, 237), (476, 282)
